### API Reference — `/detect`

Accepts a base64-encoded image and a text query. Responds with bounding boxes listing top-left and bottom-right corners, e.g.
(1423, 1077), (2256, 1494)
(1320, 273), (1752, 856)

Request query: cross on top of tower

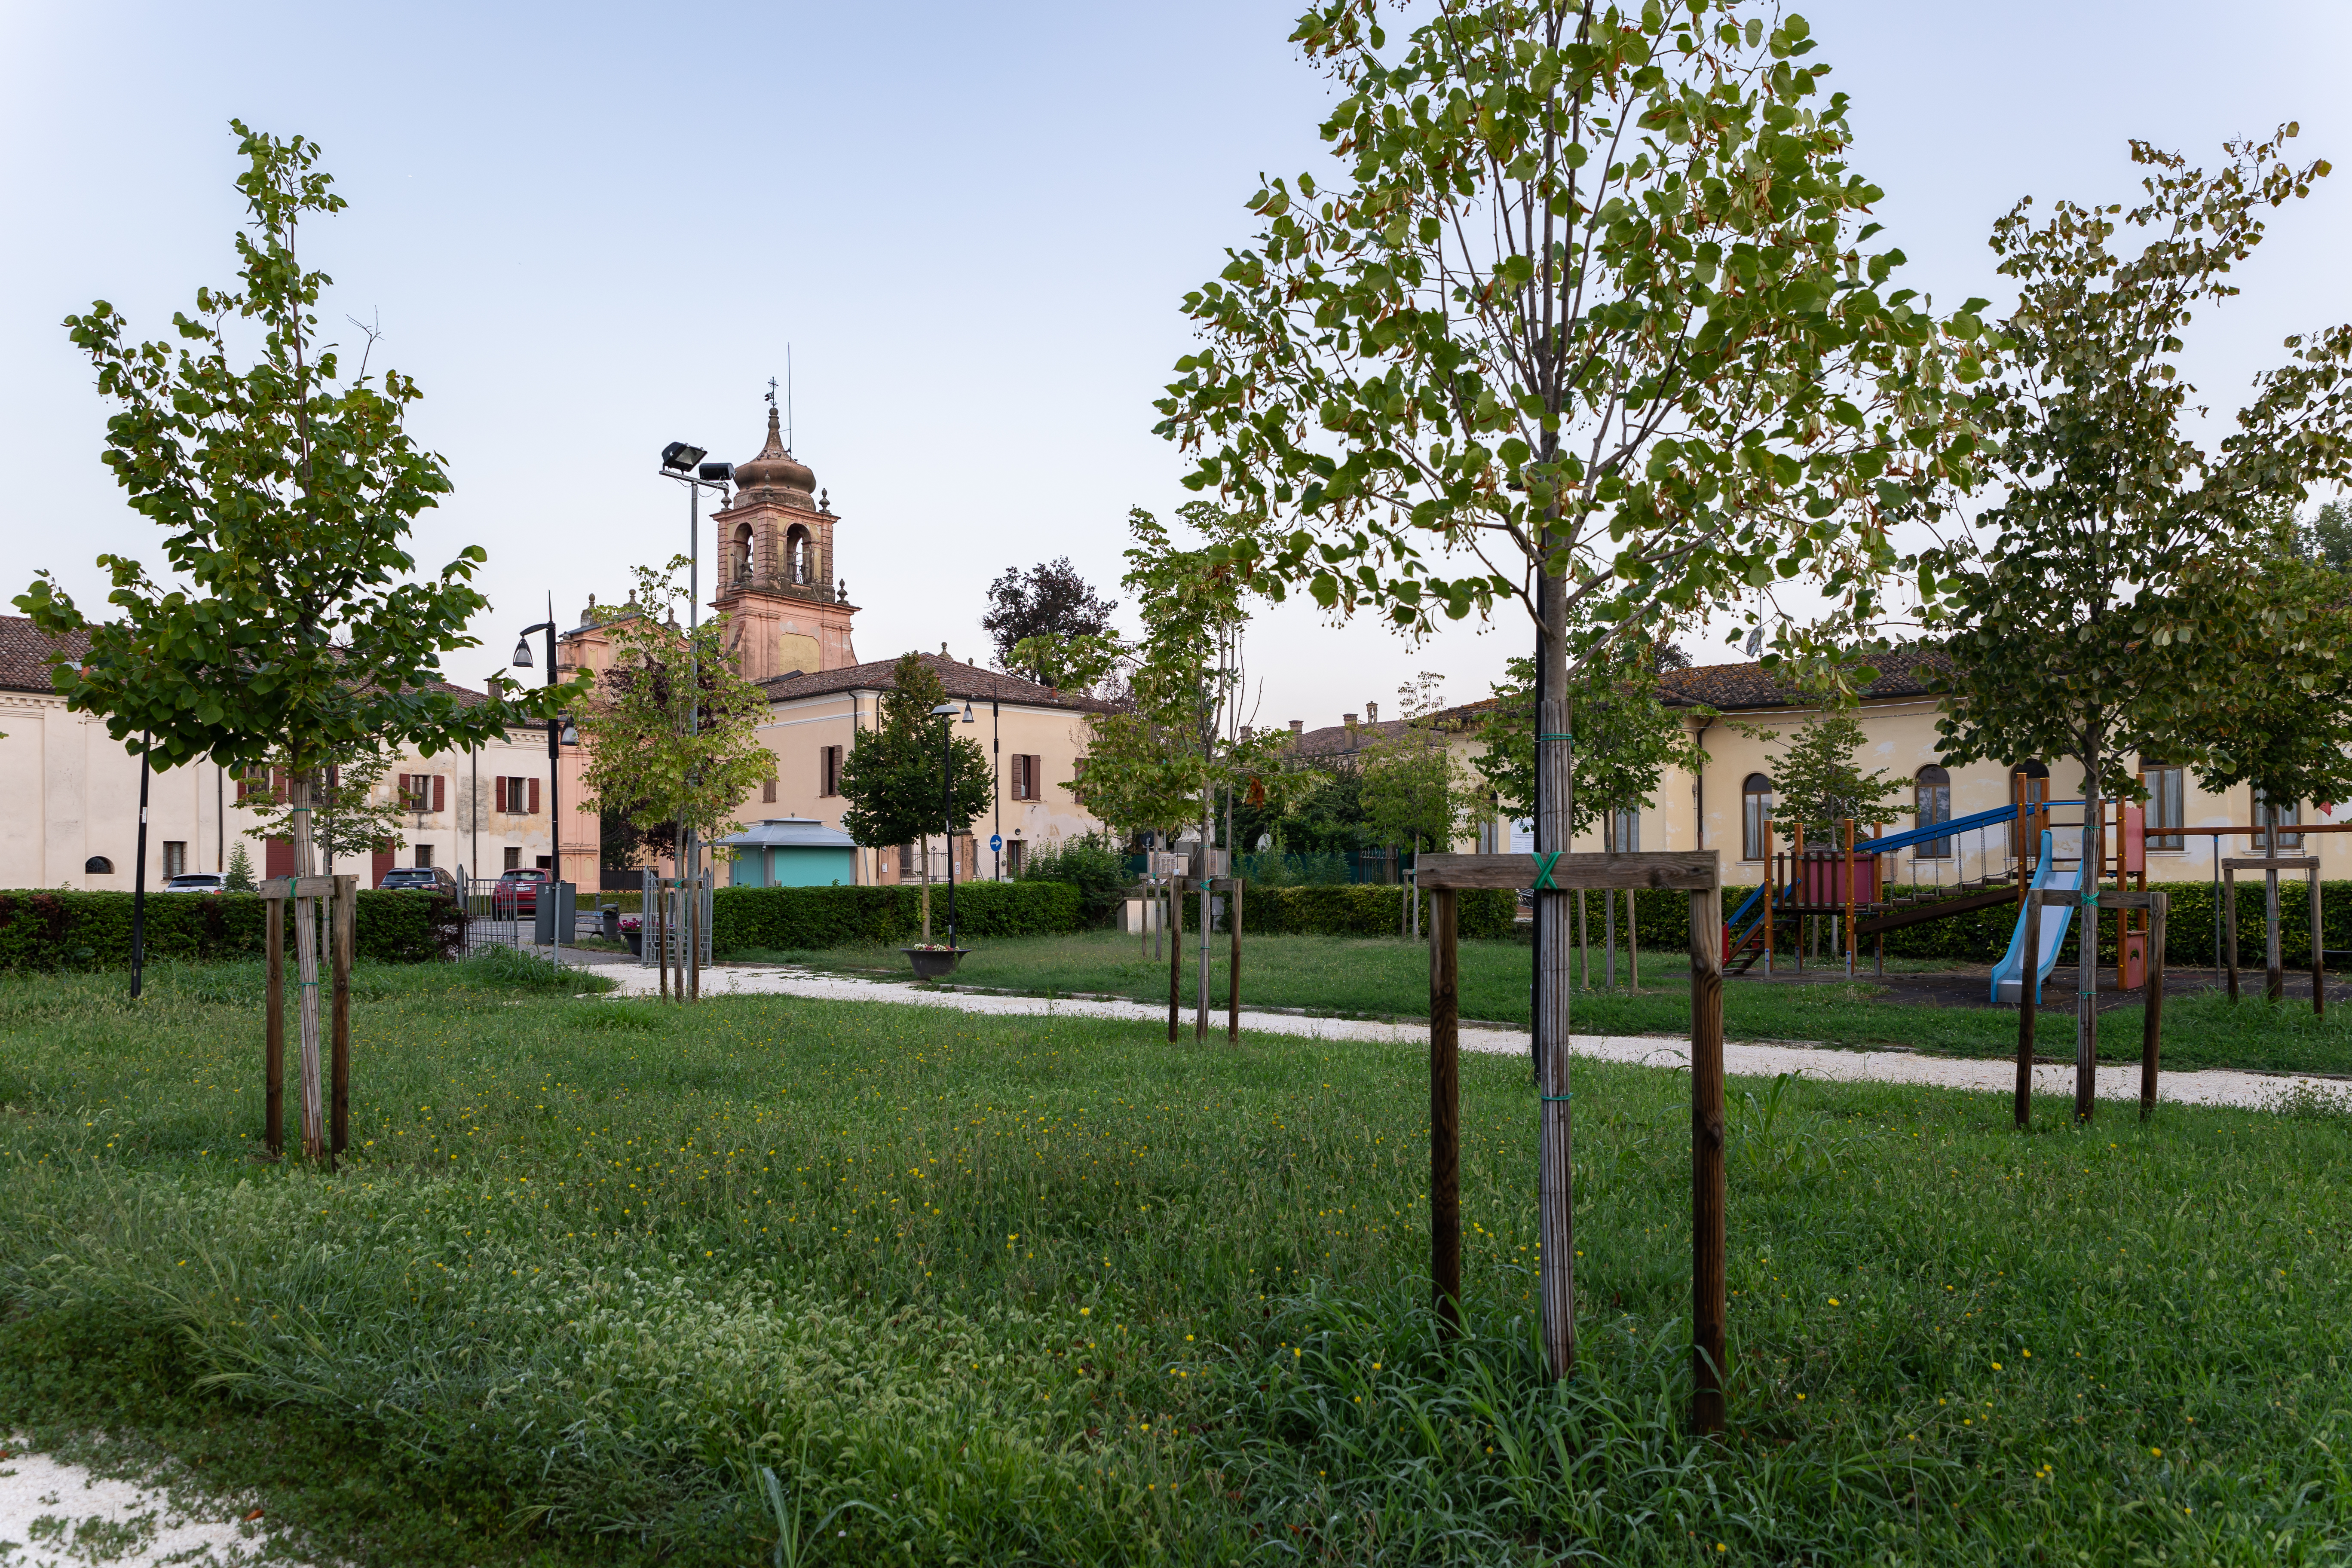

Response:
(766, 377), (779, 407)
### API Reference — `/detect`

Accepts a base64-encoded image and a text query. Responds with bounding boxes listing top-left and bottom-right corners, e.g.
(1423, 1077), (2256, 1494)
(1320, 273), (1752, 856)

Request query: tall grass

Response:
(1, 968), (2349, 1562)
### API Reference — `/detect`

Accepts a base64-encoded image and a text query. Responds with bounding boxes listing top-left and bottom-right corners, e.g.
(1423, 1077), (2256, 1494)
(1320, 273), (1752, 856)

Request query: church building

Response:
(555, 407), (1110, 888)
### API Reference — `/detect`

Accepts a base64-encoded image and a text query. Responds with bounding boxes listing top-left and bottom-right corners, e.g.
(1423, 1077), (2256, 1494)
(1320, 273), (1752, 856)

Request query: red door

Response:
(371, 844), (395, 887)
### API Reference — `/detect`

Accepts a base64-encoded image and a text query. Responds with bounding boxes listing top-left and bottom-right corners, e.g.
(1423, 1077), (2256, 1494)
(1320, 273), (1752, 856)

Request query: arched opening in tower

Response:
(730, 523), (755, 587)
(785, 525), (813, 586)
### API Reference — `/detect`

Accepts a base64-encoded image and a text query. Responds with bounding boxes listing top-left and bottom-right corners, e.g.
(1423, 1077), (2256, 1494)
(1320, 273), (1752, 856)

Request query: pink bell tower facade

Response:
(709, 406), (859, 680)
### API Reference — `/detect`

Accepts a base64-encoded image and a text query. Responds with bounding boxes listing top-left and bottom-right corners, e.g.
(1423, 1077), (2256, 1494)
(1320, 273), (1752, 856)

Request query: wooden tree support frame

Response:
(1420, 850), (1725, 1436)
(2220, 857), (2322, 1014)
(2015, 888), (2168, 1127)
(1164, 876), (1245, 1043)
(258, 874), (358, 1166)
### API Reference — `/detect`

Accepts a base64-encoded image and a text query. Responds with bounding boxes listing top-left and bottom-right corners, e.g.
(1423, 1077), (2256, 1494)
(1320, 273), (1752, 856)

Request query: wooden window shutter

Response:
(433, 775), (445, 813)
(763, 777), (778, 804)
(496, 777), (508, 813)
(528, 777), (541, 814)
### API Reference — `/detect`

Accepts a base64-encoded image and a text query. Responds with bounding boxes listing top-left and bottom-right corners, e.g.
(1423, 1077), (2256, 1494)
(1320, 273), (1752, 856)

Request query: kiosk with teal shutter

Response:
(717, 818), (858, 887)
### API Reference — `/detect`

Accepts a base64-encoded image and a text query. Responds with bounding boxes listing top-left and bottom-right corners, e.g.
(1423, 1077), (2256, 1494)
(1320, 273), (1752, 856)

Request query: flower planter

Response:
(625, 931), (643, 956)
(902, 947), (970, 980)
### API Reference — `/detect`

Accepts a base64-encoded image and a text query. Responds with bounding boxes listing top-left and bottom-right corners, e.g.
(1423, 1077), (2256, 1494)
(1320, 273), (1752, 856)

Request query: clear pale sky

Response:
(5, 2), (2346, 729)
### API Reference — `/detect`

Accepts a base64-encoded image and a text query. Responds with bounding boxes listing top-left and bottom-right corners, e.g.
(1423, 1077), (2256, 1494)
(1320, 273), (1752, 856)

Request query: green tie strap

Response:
(1531, 850), (1564, 889)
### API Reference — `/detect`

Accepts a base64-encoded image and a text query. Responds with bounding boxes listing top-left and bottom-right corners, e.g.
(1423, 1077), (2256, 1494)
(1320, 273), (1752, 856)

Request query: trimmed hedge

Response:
(1234, 885), (1519, 940)
(1609, 880), (2352, 969)
(0, 889), (463, 971)
(711, 880), (1085, 952)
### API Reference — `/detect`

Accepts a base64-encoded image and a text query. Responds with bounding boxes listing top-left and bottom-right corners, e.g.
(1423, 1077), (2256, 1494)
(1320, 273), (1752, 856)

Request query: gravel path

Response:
(0, 1442), (288, 1566)
(601, 963), (2352, 1113)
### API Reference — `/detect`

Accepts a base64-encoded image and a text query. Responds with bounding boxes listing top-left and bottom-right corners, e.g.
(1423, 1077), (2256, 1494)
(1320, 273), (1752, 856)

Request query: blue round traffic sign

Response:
(989, 834), (1004, 853)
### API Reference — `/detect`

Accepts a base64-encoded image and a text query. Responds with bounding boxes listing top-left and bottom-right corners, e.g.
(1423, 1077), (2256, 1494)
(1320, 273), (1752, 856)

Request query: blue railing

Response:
(1724, 799), (2089, 949)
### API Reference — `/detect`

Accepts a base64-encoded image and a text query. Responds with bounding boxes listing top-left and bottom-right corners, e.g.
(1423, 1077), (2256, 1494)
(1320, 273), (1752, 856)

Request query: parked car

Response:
(492, 867), (548, 915)
(163, 872), (228, 894)
(378, 866), (460, 898)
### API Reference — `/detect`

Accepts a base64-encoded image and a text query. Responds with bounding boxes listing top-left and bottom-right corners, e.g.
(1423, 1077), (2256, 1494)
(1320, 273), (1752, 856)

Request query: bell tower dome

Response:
(710, 405), (859, 680)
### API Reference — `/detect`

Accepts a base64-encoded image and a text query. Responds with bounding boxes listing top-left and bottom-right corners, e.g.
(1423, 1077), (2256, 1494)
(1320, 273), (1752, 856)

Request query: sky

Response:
(4, 1), (2348, 732)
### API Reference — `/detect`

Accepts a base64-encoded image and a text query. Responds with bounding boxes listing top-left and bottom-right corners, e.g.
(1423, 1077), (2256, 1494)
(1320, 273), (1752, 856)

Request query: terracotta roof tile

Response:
(758, 651), (1114, 713)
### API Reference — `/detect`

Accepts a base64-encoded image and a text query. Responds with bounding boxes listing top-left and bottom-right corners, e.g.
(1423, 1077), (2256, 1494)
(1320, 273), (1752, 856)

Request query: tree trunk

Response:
(920, 837), (933, 942)
(2076, 736), (2102, 1122)
(2263, 796), (2284, 1002)
(291, 770), (325, 1160)
(1197, 784), (1212, 1039)
(1536, 578), (1576, 1381)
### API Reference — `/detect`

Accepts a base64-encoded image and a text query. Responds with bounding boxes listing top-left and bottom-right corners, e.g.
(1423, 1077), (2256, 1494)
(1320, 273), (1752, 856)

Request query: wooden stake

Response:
(264, 893), (284, 1159)
(1627, 889), (1640, 993)
(1228, 879), (1242, 1044)
(2015, 891), (2040, 1130)
(2141, 892), (2166, 1121)
(1689, 880), (1726, 1437)
(331, 874), (353, 1160)
(2225, 866), (2239, 1004)
(1167, 876), (1183, 1043)
(2311, 869), (2324, 1020)
(1429, 887), (1461, 1336)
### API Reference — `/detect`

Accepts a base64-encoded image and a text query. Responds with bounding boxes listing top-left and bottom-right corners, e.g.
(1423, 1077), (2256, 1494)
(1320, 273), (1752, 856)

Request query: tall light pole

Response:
(934, 699), (974, 944)
(512, 607), (576, 965)
(656, 443), (733, 917)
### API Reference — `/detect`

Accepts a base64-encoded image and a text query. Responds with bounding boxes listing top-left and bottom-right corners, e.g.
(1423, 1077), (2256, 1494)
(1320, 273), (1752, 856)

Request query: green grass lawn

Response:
(2, 959), (2350, 1564)
(733, 929), (2352, 1076)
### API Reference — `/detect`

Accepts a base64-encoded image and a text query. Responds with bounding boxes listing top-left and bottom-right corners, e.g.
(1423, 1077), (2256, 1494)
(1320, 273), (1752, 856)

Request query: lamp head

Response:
(560, 720), (579, 746)
(511, 637), (535, 668)
(660, 441), (707, 473)
(697, 461), (734, 484)
(931, 701), (960, 719)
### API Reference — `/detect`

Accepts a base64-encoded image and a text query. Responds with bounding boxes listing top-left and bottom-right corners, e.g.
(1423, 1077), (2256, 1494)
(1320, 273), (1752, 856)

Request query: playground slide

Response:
(1991, 830), (2080, 1006)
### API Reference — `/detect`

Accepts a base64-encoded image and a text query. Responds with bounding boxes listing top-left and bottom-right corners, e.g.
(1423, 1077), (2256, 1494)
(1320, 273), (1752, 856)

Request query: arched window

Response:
(729, 523), (754, 586)
(1915, 765), (1952, 858)
(1741, 774), (1773, 862)
(784, 525), (812, 585)
(84, 856), (114, 875)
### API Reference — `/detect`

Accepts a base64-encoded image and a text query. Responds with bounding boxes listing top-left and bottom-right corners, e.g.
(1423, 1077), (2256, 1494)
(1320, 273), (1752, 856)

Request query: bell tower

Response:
(709, 406), (859, 680)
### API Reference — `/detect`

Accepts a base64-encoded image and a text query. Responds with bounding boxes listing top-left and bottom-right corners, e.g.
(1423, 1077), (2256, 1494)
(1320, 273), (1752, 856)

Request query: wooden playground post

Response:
(1419, 848), (1724, 1432)
(1428, 886), (1461, 1333)
(1792, 821), (1806, 973)
(2312, 870), (2325, 1020)
(1842, 817), (1856, 977)
(2014, 889), (2039, 1129)
(1762, 820), (1776, 975)
(1167, 876), (1185, 1042)
(2141, 892), (2167, 1121)
(264, 891), (285, 1159)
(2225, 863), (2240, 1002)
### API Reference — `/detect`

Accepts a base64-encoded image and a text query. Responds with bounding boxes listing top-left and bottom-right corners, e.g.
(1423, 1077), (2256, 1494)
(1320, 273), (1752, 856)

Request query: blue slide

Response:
(1992, 830), (2080, 1005)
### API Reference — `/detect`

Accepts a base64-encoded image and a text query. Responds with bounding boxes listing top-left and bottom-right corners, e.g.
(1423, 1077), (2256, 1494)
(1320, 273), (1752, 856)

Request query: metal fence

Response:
(454, 869), (598, 955)
(637, 870), (713, 970)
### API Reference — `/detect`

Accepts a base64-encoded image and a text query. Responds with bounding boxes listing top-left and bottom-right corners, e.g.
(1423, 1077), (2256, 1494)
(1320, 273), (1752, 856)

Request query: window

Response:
(762, 776), (778, 804)
(493, 776), (537, 814)
(2139, 757), (2184, 850)
(820, 746), (843, 797)
(785, 525), (812, 585)
(2256, 790), (2303, 850)
(1004, 839), (1026, 877)
(400, 773), (446, 814)
(84, 856), (114, 875)
(730, 522), (754, 585)
(162, 841), (187, 879)
(504, 846), (521, 871)
(898, 844), (916, 877)
(1914, 766), (1952, 859)
(1606, 808), (1639, 852)
(1741, 774), (1773, 861)
(414, 842), (434, 869)
(1011, 753), (1044, 801)
(236, 769), (273, 802)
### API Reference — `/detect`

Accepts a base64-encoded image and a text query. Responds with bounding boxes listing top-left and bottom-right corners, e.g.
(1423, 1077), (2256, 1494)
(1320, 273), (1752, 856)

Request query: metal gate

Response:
(456, 869), (530, 955)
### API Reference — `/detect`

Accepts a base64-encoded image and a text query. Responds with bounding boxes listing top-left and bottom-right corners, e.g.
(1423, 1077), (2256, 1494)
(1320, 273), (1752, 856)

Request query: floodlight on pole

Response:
(660, 441), (706, 473)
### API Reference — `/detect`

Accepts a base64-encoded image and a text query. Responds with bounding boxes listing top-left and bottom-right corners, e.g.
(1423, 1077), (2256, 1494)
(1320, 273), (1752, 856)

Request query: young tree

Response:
(980, 558), (1118, 688)
(1926, 129), (2352, 1080)
(1360, 674), (1471, 858)
(1031, 503), (1297, 1009)
(575, 559), (775, 980)
(1157, 0), (1988, 1376)
(224, 841), (257, 892)
(837, 652), (990, 941)
(1473, 640), (1708, 836)
(15, 123), (571, 1161)
(2302, 499), (2352, 573)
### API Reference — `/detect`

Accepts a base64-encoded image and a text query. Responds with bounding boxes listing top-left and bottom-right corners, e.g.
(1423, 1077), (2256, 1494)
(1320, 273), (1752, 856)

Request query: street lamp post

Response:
(656, 443), (734, 966)
(933, 699), (974, 945)
(512, 605), (575, 967)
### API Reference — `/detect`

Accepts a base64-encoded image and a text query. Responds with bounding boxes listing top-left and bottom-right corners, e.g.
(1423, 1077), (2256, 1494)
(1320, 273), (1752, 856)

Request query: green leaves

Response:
(837, 653), (992, 852)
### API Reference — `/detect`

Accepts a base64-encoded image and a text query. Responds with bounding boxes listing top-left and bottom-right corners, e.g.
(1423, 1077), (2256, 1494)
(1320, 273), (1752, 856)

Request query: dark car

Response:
(492, 867), (548, 915)
(163, 873), (229, 894)
(379, 866), (459, 898)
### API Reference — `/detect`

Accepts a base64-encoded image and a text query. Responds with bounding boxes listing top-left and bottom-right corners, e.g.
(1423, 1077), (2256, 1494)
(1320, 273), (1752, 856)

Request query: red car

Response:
(492, 867), (548, 916)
